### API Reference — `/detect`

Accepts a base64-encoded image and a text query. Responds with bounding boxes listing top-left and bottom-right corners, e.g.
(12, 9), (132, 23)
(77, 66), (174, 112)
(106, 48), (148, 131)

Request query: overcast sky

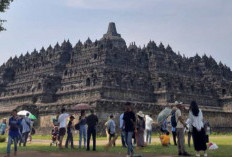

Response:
(0, 0), (231, 68)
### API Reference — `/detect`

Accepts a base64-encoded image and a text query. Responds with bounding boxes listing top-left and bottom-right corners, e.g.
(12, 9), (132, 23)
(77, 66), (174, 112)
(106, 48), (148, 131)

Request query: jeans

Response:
(7, 135), (18, 154)
(125, 131), (134, 156)
(121, 130), (127, 147)
(146, 130), (152, 144)
(1, 130), (5, 135)
(19, 132), (29, 146)
(65, 132), (74, 148)
(87, 127), (96, 150)
(79, 125), (87, 148)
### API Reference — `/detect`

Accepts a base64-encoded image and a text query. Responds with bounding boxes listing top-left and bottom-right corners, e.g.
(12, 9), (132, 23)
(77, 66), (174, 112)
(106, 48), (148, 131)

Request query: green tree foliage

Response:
(0, 0), (14, 32)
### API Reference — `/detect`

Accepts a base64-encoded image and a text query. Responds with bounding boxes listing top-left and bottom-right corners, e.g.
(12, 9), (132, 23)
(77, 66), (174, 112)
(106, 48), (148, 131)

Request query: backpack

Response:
(171, 111), (177, 128)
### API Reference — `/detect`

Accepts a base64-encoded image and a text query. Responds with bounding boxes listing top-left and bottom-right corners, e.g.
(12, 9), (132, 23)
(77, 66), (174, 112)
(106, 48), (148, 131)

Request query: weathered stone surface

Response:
(0, 22), (232, 133)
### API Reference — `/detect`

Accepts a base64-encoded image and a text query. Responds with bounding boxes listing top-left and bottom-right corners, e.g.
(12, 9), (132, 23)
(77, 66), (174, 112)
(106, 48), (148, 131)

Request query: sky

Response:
(0, 0), (232, 68)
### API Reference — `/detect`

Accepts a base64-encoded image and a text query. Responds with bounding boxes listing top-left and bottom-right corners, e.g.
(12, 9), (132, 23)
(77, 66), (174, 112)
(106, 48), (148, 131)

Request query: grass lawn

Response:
(0, 135), (231, 157)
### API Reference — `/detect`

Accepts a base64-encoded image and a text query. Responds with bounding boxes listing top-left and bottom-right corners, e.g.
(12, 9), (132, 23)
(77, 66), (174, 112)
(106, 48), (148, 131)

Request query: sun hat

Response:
(137, 111), (145, 118)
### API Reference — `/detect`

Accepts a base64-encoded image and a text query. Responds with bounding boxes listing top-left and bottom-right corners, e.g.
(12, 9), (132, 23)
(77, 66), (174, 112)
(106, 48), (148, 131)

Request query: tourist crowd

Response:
(2, 101), (211, 157)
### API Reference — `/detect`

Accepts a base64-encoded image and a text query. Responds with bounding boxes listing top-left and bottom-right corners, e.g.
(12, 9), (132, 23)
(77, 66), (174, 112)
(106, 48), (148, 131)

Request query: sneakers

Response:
(196, 153), (200, 157)
(204, 153), (208, 157)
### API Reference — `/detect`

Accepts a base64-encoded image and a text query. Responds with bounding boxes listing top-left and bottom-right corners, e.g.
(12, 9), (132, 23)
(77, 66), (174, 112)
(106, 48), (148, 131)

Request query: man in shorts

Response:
(58, 108), (69, 149)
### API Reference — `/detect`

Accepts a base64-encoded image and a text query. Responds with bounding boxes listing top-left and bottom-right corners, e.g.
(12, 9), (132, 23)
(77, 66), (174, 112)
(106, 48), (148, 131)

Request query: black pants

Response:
(19, 132), (29, 146)
(87, 127), (96, 150)
(172, 131), (177, 145)
(109, 133), (116, 146)
(65, 132), (74, 148)
(188, 132), (192, 147)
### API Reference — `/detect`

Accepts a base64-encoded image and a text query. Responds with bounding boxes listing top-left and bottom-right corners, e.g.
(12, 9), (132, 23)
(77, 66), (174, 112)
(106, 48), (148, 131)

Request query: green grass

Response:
(32, 135), (107, 141)
(0, 135), (231, 157)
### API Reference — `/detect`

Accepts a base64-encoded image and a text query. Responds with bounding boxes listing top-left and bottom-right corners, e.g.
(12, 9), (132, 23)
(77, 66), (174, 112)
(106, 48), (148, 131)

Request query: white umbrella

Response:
(157, 107), (172, 124)
(17, 110), (31, 116)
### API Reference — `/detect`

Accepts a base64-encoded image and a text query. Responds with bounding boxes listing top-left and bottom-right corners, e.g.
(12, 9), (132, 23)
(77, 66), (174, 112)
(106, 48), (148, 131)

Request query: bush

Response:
(0, 135), (6, 142)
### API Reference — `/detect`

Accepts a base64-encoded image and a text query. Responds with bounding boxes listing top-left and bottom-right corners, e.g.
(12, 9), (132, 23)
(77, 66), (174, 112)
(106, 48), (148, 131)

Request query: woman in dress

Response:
(188, 101), (207, 157)
(136, 111), (145, 147)
(79, 110), (87, 148)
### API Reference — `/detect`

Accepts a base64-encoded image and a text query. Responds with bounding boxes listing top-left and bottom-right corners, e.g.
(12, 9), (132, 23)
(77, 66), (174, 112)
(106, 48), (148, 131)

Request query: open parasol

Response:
(72, 103), (91, 111)
(29, 114), (37, 120)
(157, 107), (172, 124)
(17, 110), (32, 116)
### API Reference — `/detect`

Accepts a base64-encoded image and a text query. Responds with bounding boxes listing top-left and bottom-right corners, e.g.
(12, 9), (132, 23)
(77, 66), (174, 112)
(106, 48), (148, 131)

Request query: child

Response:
(160, 132), (170, 146)
(5, 109), (21, 157)
(107, 115), (116, 146)
(65, 115), (75, 149)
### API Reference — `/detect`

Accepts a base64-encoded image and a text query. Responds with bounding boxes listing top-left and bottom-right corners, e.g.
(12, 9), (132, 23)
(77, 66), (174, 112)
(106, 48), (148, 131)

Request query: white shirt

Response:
(58, 113), (69, 128)
(145, 115), (153, 131)
(188, 110), (204, 131)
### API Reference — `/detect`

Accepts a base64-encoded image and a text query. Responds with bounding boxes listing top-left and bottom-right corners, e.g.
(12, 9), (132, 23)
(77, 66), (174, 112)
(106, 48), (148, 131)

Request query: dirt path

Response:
(32, 138), (161, 145)
(13, 151), (175, 157)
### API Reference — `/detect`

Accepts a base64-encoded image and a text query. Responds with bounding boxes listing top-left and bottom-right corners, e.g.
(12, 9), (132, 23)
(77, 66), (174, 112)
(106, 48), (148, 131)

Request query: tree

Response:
(0, 0), (14, 32)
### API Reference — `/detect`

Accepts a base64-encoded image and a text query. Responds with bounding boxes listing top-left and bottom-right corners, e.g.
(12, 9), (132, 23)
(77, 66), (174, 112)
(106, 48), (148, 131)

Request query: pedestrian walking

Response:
(136, 111), (145, 147)
(144, 114), (153, 145)
(79, 110), (87, 149)
(19, 113), (31, 147)
(0, 118), (7, 135)
(188, 101), (207, 157)
(123, 102), (136, 157)
(107, 115), (116, 146)
(65, 115), (75, 149)
(86, 110), (98, 151)
(58, 108), (69, 149)
(175, 101), (191, 156)
(4, 110), (21, 157)
(119, 113), (127, 147)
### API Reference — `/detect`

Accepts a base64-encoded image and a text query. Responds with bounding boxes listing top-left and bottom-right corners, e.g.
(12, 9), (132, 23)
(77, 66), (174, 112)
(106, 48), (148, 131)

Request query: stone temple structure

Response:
(0, 22), (232, 133)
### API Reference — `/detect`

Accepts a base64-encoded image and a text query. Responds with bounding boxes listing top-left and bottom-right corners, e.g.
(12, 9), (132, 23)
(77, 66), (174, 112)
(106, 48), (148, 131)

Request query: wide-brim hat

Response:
(175, 101), (183, 105)
(137, 111), (145, 118)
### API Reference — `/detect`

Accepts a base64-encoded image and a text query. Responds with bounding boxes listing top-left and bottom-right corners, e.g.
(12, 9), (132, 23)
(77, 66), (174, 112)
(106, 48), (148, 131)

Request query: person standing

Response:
(175, 101), (191, 156)
(123, 102), (136, 157)
(86, 110), (98, 151)
(0, 118), (7, 135)
(144, 114), (153, 145)
(19, 113), (31, 147)
(65, 115), (75, 149)
(188, 101), (207, 157)
(5, 110), (21, 157)
(171, 107), (177, 146)
(107, 115), (116, 146)
(119, 113), (127, 147)
(186, 118), (192, 147)
(58, 108), (69, 149)
(79, 110), (87, 149)
(136, 111), (145, 147)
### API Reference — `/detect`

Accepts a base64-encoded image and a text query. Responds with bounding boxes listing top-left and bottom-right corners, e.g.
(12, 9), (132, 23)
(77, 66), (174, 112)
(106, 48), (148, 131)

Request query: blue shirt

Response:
(119, 113), (124, 129)
(107, 119), (116, 134)
(9, 117), (21, 137)
(21, 117), (31, 133)
(0, 123), (7, 132)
